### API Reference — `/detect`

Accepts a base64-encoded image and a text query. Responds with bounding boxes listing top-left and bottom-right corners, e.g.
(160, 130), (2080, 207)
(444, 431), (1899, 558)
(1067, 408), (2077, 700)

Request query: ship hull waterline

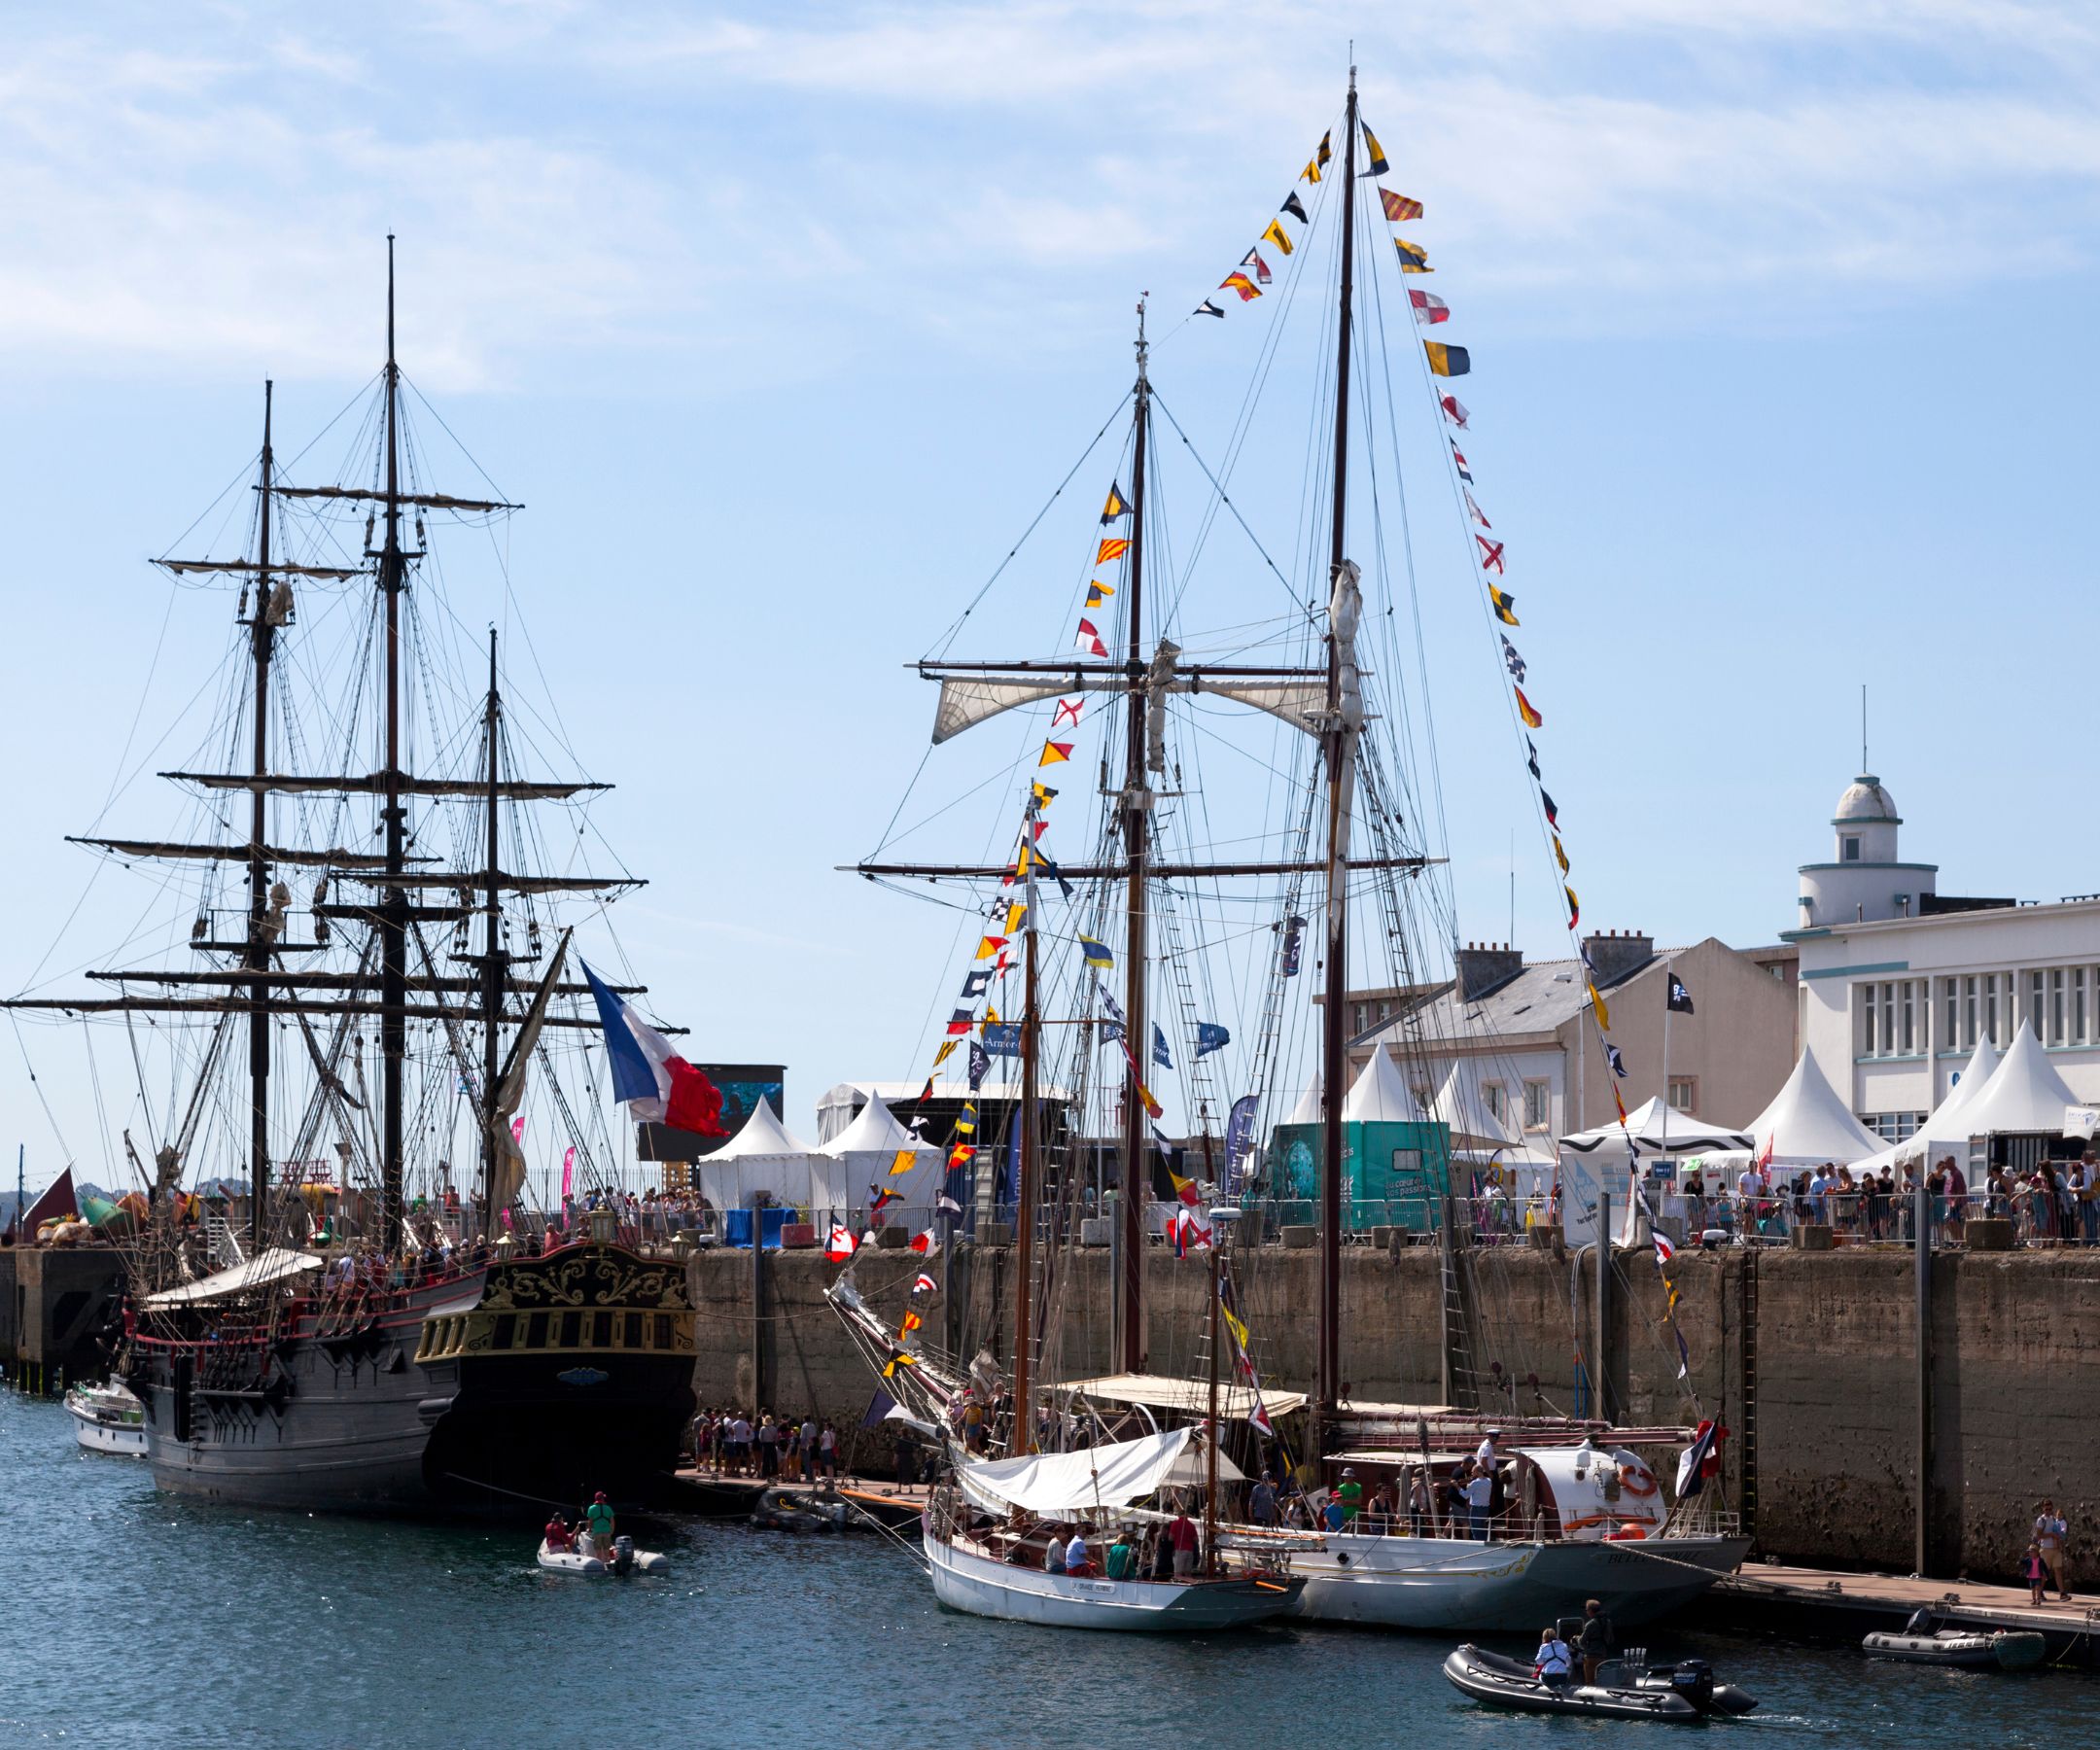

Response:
(1288, 1531), (1751, 1631)
(926, 1527), (1304, 1632)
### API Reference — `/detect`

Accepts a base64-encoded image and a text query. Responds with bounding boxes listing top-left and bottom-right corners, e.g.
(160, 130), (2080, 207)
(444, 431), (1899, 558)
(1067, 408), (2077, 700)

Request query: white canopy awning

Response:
(1741, 1052), (1882, 1168)
(1055, 1371), (1309, 1420)
(143, 1247), (321, 1308)
(1954, 1021), (2082, 1138)
(959, 1425), (1244, 1516)
(1343, 1043), (1428, 1125)
(1560, 1096), (1751, 1155)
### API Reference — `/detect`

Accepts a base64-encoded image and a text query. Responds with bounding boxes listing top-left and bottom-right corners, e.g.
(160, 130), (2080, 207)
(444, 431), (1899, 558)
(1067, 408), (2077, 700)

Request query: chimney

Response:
(1455, 940), (1523, 1001)
(1582, 928), (1655, 989)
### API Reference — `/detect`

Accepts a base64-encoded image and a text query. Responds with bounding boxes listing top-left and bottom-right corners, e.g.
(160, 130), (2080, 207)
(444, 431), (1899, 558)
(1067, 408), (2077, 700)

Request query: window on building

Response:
(1483, 1082), (1506, 1122)
(1942, 978), (1959, 1052)
(1378, 999), (1392, 1021)
(1880, 983), (1896, 1057)
(2075, 968), (2088, 1046)
(1863, 1112), (1927, 1143)
(2031, 969), (2048, 1041)
(1841, 835), (1861, 861)
(1901, 981), (1915, 1055)
(1861, 985), (1877, 1056)
(1667, 1076), (1697, 1113)
(1352, 1003), (1367, 1032)
(1523, 1080), (1551, 1130)
(2050, 968), (2066, 1046)
(1984, 973), (2001, 1047)
(1768, 962), (1788, 981)
(1963, 975), (1978, 1050)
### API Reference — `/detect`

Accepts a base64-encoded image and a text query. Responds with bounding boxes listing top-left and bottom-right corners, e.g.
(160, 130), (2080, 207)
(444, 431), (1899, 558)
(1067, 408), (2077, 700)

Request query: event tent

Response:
(813, 1092), (943, 1219)
(1285, 1074), (1323, 1126)
(1950, 1021), (2080, 1138)
(1846, 1032), (2002, 1174)
(1433, 1061), (1523, 1149)
(1559, 1096), (1752, 1156)
(1735, 1052), (1881, 1169)
(695, 1099), (819, 1209)
(1343, 1043), (1429, 1125)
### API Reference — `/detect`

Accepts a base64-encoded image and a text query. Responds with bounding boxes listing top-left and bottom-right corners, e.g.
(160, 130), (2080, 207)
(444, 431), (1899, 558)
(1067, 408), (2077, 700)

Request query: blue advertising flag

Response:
(982, 1024), (1022, 1058)
(1152, 1023), (1173, 1069)
(1195, 1022), (1231, 1059)
(1223, 1094), (1260, 1195)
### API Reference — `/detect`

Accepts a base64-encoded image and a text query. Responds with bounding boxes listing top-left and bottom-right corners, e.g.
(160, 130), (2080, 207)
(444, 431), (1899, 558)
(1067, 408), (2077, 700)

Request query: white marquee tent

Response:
(1850, 1032), (2001, 1175)
(814, 1093), (944, 1219)
(1343, 1043), (1429, 1125)
(1701, 1052), (1882, 1172)
(1951, 1021), (2081, 1138)
(695, 1099), (819, 1210)
(1559, 1096), (1752, 1157)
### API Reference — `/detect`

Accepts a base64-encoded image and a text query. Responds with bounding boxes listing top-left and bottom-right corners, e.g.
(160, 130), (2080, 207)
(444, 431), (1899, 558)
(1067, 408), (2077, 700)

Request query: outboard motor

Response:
(1666, 1660), (1715, 1710)
(612, 1534), (635, 1576)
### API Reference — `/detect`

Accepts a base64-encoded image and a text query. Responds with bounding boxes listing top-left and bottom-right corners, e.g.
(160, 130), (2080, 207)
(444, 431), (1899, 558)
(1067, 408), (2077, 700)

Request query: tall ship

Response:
(829, 68), (1746, 1629)
(5, 245), (699, 1514)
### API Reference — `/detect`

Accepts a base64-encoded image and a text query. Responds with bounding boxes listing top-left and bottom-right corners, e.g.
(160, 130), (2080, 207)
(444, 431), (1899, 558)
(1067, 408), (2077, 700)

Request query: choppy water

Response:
(4, 1391), (2093, 1749)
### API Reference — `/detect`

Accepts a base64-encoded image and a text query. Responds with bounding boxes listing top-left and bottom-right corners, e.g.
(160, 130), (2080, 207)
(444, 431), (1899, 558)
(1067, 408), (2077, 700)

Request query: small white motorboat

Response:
(65, 1379), (147, 1456)
(537, 1534), (669, 1577)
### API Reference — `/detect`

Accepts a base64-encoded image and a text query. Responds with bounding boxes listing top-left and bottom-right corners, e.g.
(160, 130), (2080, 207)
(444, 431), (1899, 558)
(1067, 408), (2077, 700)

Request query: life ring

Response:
(1618, 1469), (1659, 1497)
(1605, 1522), (1648, 1541)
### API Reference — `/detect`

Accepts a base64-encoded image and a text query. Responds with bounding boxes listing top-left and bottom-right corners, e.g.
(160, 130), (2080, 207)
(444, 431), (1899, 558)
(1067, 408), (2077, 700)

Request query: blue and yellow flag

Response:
(1086, 579), (1114, 608)
(1424, 341), (1471, 377)
(1079, 934), (1114, 968)
(1101, 482), (1129, 523)
(1362, 124), (1388, 175)
(1393, 237), (1431, 272)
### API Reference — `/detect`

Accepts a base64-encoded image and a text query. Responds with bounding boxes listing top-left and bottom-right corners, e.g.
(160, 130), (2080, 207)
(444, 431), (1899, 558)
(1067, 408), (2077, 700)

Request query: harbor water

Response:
(6, 1393), (2093, 1749)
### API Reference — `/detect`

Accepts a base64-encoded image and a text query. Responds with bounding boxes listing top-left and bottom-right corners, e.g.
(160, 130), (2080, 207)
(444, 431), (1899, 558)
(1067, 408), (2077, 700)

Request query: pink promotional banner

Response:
(561, 1145), (576, 1202)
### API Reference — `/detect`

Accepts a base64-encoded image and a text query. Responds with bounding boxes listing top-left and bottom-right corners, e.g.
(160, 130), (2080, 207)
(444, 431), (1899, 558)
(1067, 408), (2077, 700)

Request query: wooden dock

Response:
(665, 1468), (929, 1530)
(1698, 1561), (2100, 1665)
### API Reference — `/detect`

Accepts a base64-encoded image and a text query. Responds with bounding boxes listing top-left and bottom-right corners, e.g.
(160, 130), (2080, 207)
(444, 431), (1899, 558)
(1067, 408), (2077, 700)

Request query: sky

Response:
(2, 0), (2097, 1174)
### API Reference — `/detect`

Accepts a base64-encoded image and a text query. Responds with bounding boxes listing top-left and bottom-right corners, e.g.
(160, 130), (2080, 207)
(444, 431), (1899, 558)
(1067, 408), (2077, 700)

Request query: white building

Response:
(1788, 770), (2100, 1140)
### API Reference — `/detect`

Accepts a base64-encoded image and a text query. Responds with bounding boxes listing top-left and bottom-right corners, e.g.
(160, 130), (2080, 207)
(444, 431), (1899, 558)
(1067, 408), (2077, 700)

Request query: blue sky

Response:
(2, 1), (2096, 1164)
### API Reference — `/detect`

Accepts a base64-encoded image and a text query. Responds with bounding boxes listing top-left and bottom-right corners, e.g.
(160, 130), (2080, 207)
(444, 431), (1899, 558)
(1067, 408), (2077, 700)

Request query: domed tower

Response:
(1796, 773), (1937, 928)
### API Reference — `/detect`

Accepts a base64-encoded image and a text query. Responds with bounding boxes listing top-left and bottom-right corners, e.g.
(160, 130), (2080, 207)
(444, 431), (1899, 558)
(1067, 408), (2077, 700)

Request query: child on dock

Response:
(2024, 1542), (2048, 1606)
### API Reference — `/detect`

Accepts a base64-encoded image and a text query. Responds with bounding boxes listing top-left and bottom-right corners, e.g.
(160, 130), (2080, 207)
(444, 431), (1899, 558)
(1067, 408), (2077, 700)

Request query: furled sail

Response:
(931, 677), (1070, 745)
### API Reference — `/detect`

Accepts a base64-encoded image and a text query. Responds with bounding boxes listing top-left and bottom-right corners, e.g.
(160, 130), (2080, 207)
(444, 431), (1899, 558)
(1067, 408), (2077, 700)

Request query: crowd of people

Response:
(689, 1407), (843, 1482)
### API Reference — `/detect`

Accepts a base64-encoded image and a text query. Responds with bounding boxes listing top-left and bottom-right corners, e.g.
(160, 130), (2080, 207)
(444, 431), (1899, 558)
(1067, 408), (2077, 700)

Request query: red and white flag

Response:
(823, 1223), (858, 1263)
(1075, 618), (1108, 657)
(1464, 489), (1490, 529)
(1476, 536), (1506, 574)
(1051, 697), (1083, 729)
(909, 1228), (941, 1257)
(912, 1271), (939, 1295)
(1409, 289), (1449, 326)
(1653, 1230), (1676, 1265)
(1439, 393), (1470, 428)
(1241, 247), (1274, 287)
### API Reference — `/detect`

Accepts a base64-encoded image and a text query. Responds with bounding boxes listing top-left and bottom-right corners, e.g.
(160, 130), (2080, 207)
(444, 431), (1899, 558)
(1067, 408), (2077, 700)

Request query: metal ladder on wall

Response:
(1738, 1241), (1761, 1547)
(1438, 1203), (1481, 1411)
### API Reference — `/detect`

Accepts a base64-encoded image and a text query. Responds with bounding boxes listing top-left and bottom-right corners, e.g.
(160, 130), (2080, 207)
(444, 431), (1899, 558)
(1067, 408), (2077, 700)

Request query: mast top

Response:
(386, 234), (397, 370)
(1134, 294), (1149, 388)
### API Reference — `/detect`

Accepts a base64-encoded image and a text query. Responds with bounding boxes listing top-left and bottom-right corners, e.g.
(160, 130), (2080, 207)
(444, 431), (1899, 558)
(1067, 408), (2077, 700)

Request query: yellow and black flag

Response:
(1302, 129), (1331, 183)
(1261, 218), (1294, 257)
(1424, 341), (1471, 377)
(1101, 482), (1129, 523)
(1488, 583), (1520, 626)
(1394, 237), (1431, 272)
(1362, 124), (1389, 175)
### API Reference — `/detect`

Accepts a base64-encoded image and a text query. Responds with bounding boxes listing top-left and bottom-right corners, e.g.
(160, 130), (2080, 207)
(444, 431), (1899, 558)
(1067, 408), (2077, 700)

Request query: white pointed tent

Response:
(1343, 1043), (1429, 1125)
(1558, 1098), (1750, 1248)
(1952, 1021), (2081, 1138)
(695, 1099), (819, 1210)
(1743, 1052), (1882, 1169)
(814, 1093), (943, 1219)
(1286, 1074), (1323, 1126)
(1432, 1061), (1522, 1148)
(1849, 1032), (2001, 1175)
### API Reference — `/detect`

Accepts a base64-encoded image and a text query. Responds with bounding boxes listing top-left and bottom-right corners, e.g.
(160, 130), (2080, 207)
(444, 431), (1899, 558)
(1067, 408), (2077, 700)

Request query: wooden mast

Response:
(1204, 1231), (1222, 1573)
(379, 235), (408, 1254)
(478, 628), (503, 1230)
(1013, 900), (1040, 1452)
(1316, 70), (1360, 1431)
(244, 381), (277, 1252)
(1118, 300), (1152, 1375)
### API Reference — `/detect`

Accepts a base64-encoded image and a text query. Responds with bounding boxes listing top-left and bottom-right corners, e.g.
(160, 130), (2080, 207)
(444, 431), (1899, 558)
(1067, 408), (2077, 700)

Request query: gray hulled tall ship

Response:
(5, 245), (696, 1514)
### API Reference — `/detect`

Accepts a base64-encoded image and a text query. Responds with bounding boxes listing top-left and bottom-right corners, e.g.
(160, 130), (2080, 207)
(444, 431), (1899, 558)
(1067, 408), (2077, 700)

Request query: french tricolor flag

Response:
(582, 962), (726, 1137)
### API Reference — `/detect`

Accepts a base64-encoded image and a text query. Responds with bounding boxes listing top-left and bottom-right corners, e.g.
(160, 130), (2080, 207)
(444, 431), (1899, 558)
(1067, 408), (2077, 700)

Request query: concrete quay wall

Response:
(689, 1242), (2100, 1587)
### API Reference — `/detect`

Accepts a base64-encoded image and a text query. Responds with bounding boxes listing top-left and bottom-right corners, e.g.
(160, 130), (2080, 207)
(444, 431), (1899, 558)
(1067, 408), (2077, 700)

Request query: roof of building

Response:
(1834, 772), (1901, 826)
(1347, 947), (1692, 1052)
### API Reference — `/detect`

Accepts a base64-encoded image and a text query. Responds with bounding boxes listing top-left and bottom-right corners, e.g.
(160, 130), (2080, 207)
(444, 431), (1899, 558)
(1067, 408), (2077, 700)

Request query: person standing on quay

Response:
(2035, 1500), (2071, 1601)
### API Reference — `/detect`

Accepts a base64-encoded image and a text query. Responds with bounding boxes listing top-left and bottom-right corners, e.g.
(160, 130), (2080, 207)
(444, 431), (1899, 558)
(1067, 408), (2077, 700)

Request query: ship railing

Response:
(1339, 1509), (1740, 1544)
